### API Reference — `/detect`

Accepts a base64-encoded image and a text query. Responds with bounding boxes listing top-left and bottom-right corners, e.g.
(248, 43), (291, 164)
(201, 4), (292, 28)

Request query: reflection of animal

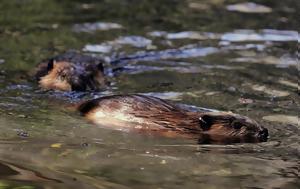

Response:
(0, 161), (62, 183)
(35, 52), (107, 91)
(78, 94), (269, 144)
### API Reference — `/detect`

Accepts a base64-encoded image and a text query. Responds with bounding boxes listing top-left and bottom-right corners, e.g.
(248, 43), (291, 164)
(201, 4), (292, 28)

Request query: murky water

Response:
(0, 0), (299, 188)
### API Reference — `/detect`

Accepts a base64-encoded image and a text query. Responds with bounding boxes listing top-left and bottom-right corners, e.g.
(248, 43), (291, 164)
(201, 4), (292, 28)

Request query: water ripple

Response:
(222, 29), (299, 42)
(72, 22), (123, 33)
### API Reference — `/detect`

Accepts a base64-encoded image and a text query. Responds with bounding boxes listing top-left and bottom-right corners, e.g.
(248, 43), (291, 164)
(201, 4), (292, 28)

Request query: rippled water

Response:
(0, 0), (299, 188)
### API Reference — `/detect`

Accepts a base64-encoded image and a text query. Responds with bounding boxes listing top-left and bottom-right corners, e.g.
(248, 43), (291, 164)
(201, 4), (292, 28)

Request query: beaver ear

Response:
(97, 62), (104, 72)
(47, 59), (56, 71)
(198, 115), (213, 130)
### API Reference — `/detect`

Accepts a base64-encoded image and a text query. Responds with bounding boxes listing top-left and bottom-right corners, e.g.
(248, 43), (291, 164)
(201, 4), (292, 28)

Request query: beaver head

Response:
(37, 59), (106, 91)
(198, 112), (268, 143)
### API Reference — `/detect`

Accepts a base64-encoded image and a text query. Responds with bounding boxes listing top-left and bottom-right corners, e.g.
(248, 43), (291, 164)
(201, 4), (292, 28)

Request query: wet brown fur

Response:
(35, 51), (107, 91)
(38, 61), (72, 91)
(78, 95), (269, 144)
(37, 60), (107, 91)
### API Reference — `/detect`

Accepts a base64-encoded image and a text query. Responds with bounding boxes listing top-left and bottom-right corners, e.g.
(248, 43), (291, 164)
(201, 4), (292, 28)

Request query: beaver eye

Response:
(231, 121), (242, 129)
(198, 115), (212, 130)
(59, 73), (67, 80)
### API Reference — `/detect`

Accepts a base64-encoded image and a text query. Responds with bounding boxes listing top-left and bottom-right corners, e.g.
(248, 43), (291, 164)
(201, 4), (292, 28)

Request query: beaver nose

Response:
(258, 128), (269, 141)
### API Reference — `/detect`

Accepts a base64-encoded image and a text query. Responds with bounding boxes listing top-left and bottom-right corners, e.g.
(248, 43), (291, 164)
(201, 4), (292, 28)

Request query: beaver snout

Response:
(258, 128), (269, 142)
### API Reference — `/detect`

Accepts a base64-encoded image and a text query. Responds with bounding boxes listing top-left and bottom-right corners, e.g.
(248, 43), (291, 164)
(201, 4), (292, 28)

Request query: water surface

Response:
(0, 0), (299, 188)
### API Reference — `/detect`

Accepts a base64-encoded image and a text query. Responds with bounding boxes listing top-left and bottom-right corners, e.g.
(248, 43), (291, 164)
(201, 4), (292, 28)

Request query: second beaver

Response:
(35, 51), (107, 91)
(78, 94), (269, 144)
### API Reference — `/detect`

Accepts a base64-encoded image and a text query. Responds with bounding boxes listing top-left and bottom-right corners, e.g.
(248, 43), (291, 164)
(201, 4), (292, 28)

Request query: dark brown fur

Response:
(78, 94), (269, 144)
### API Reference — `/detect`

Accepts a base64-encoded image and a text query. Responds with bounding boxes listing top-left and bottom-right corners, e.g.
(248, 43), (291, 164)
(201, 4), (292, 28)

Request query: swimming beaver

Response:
(35, 51), (107, 91)
(78, 94), (269, 144)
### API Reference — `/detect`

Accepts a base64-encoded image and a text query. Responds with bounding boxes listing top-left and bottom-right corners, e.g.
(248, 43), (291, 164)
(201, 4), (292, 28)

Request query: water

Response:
(0, 0), (299, 188)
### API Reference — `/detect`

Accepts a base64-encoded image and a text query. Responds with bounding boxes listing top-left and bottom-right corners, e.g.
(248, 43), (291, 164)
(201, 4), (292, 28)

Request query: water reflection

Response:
(226, 2), (272, 13)
(83, 36), (153, 53)
(221, 29), (299, 42)
(72, 22), (123, 33)
(148, 31), (220, 40)
(109, 45), (218, 64)
(0, 161), (61, 183)
(148, 29), (299, 42)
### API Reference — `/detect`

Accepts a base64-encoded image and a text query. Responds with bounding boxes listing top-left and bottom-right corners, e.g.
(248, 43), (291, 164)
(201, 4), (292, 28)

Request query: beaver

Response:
(35, 51), (107, 91)
(77, 94), (269, 144)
